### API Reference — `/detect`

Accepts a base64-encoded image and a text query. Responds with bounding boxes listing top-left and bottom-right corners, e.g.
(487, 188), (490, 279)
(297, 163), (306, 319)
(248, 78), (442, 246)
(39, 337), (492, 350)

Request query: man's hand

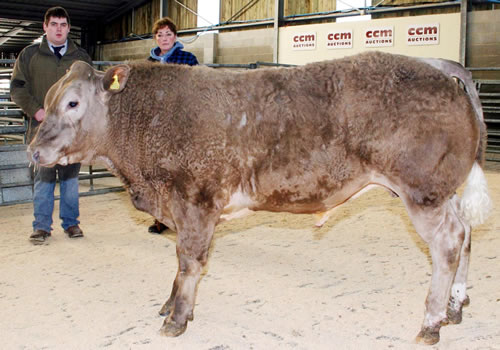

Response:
(34, 109), (45, 122)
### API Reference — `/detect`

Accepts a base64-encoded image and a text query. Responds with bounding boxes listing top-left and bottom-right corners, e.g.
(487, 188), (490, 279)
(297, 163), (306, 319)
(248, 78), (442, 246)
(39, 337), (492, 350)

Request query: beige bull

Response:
(28, 51), (491, 344)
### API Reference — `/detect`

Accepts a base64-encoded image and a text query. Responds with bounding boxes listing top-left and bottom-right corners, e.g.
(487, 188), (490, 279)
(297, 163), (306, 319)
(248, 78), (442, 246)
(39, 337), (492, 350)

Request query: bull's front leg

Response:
(159, 204), (218, 337)
(160, 250), (204, 336)
(159, 267), (193, 321)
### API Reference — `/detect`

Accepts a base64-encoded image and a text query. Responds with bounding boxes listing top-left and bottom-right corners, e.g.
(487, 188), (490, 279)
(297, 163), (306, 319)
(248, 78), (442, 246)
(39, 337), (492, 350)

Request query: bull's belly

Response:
(221, 179), (381, 223)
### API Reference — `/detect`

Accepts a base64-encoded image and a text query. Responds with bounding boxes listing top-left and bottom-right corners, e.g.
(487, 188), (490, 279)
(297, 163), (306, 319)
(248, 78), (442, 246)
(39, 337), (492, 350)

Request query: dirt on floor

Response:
(0, 165), (499, 350)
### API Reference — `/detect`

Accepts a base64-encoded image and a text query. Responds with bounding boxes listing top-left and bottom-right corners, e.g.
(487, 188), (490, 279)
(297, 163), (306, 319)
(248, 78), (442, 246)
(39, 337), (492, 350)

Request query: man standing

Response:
(10, 6), (92, 244)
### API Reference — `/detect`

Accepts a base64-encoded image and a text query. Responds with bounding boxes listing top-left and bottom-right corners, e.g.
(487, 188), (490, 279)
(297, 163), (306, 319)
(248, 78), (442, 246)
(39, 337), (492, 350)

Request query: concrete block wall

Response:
(467, 9), (500, 79)
(181, 33), (217, 64)
(216, 28), (274, 64)
(100, 38), (155, 62)
(98, 29), (274, 65)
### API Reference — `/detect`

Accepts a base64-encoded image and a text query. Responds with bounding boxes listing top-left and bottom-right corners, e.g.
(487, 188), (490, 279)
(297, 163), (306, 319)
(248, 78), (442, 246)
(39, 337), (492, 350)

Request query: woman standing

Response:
(147, 17), (198, 234)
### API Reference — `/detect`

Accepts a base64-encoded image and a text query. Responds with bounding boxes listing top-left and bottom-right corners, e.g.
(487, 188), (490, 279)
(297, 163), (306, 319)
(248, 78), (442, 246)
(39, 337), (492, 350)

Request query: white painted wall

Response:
(278, 13), (461, 65)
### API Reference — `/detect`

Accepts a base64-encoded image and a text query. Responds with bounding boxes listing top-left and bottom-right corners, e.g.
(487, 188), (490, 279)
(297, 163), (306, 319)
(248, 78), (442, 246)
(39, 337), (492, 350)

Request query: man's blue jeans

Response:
(32, 163), (81, 232)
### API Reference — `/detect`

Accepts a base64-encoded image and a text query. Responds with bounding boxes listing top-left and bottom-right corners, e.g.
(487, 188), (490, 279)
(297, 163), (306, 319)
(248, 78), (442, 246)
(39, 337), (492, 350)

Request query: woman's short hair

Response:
(152, 17), (177, 35)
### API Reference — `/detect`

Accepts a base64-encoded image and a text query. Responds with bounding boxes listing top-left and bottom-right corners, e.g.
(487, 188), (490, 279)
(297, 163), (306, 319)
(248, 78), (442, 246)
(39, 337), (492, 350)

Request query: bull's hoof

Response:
(416, 327), (440, 345)
(160, 318), (188, 337)
(447, 295), (469, 325)
(447, 307), (463, 325)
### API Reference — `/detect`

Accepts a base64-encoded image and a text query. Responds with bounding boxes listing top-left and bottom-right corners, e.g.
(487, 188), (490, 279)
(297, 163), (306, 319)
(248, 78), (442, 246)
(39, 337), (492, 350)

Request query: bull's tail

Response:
(460, 162), (492, 227)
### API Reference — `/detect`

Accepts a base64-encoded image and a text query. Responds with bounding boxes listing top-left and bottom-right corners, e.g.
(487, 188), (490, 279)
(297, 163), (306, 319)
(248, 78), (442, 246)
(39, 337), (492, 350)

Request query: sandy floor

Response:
(1, 166), (499, 350)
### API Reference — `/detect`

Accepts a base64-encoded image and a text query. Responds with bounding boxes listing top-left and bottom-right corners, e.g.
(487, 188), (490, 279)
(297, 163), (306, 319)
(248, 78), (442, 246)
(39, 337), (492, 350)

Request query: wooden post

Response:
(273, 0), (284, 64)
(459, 0), (468, 66)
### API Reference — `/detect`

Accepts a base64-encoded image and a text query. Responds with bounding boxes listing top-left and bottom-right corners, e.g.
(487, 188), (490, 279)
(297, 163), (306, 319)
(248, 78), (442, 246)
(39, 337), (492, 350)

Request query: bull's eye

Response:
(69, 101), (78, 108)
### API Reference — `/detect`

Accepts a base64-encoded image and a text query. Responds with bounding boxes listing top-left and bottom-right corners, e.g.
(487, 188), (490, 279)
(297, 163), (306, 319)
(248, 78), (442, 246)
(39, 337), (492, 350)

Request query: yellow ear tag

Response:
(110, 73), (120, 90)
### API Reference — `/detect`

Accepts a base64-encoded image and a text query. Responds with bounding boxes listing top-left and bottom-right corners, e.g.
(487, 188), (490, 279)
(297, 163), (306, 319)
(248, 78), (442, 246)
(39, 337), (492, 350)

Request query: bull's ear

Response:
(102, 64), (130, 93)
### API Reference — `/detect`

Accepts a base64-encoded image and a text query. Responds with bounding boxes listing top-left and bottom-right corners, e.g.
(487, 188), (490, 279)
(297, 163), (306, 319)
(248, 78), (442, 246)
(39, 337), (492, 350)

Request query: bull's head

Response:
(28, 61), (130, 167)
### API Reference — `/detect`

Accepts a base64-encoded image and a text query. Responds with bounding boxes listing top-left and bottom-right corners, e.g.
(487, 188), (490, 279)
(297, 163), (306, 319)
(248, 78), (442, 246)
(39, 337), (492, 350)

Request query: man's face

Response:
(43, 16), (70, 46)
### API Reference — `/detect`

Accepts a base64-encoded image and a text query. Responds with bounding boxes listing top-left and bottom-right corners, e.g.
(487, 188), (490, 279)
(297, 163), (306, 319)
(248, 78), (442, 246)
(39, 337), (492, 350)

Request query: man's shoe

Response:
(148, 220), (168, 234)
(30, 229), (51, 245)
(64, 225), (84, 239)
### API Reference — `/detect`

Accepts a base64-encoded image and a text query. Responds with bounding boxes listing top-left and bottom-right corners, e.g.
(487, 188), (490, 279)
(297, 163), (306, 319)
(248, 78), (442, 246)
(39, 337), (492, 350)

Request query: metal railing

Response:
(470, 67), (500, 162)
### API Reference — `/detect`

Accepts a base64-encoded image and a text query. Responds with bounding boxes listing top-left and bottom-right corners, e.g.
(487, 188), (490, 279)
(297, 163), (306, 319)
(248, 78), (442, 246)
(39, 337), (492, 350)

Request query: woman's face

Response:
(155, 26), (176, 55)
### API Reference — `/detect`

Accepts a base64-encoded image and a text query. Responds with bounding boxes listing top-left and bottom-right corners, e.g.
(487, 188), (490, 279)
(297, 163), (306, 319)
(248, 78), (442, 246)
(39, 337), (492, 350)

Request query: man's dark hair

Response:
(44, 6), (71, 26)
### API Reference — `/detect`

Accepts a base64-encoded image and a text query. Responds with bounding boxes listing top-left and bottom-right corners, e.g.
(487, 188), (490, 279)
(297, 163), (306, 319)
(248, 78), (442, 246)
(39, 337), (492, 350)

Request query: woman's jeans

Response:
(32, 163), (81, 232)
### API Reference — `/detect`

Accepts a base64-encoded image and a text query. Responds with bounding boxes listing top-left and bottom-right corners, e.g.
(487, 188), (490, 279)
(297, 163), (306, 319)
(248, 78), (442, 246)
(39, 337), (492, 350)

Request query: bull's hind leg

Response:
(159, 205), (218, 337)
(446, 194), (472, 325)
(404, 196), (467, 345)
